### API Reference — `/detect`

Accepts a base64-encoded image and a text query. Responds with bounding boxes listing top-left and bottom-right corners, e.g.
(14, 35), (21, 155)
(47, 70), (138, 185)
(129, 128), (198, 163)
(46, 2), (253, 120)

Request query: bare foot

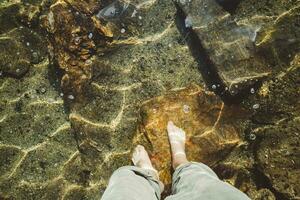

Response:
(132, 145), (164, 192)
(132, 145), (156, 171)
(167, 121), (189, 169)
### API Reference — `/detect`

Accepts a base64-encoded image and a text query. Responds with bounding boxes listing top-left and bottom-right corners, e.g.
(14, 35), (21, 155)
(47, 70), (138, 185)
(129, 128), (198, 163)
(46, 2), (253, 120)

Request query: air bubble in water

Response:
(40, 88), (46, 94)
(183, 105), (190, 113)
(249, 133), (256, 141)
(96, 1), (130, 21)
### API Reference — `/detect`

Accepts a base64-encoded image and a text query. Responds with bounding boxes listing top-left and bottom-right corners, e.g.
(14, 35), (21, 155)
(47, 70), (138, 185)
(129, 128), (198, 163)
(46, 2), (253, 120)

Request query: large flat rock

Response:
(135, 84), (247, 188)
(175, 0), (270, 102)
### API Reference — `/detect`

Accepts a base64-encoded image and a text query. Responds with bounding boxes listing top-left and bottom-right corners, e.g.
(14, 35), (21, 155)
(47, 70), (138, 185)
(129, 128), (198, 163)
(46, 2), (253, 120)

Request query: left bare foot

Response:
(132, 145), (164, 192)
(132, 145), (155, 171)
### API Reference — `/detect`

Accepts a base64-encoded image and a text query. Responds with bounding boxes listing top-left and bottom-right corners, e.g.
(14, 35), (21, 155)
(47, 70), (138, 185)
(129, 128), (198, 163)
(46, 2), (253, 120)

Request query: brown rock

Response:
(135, 84), (247, 187)
(41, 0), (113, 99)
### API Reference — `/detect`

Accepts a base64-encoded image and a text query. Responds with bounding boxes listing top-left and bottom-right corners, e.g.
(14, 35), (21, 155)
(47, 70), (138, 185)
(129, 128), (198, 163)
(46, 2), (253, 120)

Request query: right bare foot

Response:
(167, 121), (189, 169)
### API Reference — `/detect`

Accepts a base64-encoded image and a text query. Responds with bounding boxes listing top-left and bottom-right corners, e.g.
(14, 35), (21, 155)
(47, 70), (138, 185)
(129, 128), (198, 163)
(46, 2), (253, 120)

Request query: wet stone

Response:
(175, 0), (270, 102)
(0, 146), (24, 179)
(135, 84), (247, 190)
(256, 114), (300, 199)
(0, 27), (47, 78)
(0, 3), (20, 34)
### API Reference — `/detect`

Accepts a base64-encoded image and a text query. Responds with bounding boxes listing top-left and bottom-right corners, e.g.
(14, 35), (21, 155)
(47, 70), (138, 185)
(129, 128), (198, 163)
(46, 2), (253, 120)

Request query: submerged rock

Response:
(41, 0), (113, 100)
(256, 6), (300, 67)
(175, 0), (270, 104)
(0, 27), (46, 78)
(135, 84), (247, 189)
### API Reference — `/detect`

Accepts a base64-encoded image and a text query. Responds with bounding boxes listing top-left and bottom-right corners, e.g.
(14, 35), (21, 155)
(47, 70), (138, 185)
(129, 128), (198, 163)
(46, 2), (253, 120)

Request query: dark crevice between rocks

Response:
(249, 133), (289, 200)
(251, 166), (289, 200)
(215, 0), (243, 14)
(48, 58), (83, 164)
(47, 60), (71, 114)
(174, 3), (263, 105)
(1, 68), (30, 79)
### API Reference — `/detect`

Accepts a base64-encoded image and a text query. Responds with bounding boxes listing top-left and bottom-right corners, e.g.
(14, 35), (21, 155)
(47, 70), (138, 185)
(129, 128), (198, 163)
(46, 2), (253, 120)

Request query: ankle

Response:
(140, 163), (154, 170)
(172, 154), (189, 169)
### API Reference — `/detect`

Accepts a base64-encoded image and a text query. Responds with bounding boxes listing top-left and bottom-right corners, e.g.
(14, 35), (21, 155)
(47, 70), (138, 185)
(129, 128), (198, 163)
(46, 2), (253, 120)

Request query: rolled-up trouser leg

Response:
(165, 162), (250, 200)
(101, 166), (162, 200)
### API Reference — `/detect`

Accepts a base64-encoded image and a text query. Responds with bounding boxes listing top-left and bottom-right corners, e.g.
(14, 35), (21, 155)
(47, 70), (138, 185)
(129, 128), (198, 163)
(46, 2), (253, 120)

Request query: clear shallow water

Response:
(0, 0), (299, 199)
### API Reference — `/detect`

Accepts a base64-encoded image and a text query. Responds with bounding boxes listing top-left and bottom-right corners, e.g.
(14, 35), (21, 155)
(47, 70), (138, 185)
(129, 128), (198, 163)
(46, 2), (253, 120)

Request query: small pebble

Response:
(131, 9), (137, 18)
(26, 42), (30, 46)
(180, 0), (186, 4)
(121, 28), (126, 33)
(74, 37), (80, 44)
(211, 84), (217, 90)
(184, 16), (193, 28)
(250, 88), (255, 94)
(85, 59), (92, 65)
(253, 104), (260, 109)
(68, 94), (75, 100)
(265, 154), (268, 158)
(88, 32), (93, 39)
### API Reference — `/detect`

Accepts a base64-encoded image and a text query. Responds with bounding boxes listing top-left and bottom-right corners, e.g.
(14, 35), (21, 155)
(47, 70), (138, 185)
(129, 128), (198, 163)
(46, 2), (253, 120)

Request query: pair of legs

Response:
(101, 121), (250, 200)
(132, 121), (188, 173)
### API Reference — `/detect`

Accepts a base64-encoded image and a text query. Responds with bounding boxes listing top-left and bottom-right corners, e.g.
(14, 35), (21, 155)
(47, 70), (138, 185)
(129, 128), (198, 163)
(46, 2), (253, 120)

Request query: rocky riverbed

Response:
(0, 0), (299, 199)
